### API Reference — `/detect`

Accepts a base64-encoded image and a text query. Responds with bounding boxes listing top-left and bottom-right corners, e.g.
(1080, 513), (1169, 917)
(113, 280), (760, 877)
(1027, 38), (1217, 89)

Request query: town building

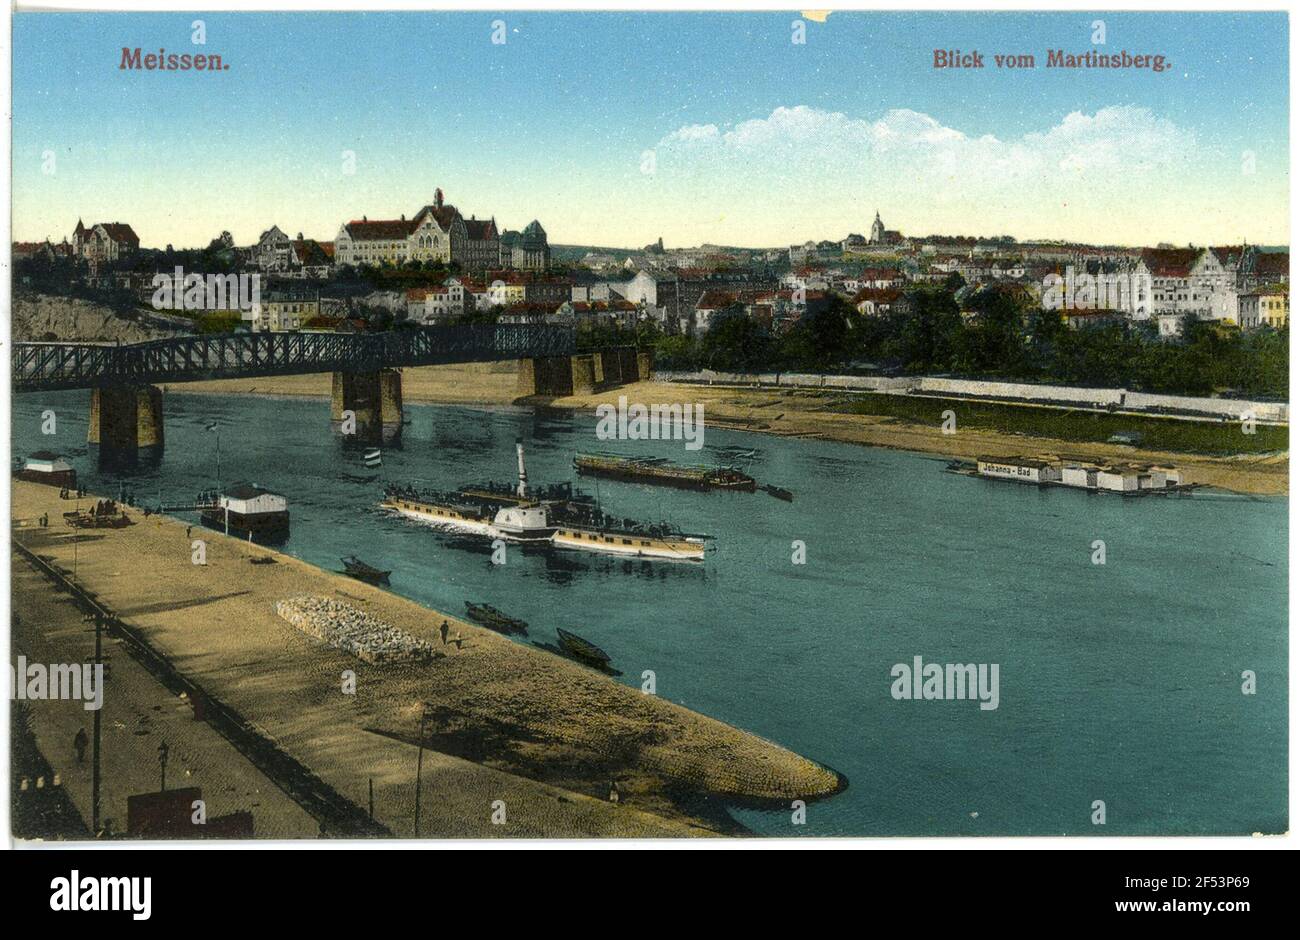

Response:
(1237, 288), (1289, 330)
(73, 220), (139, 264)
(499, 220), (551, 270)
(405, 286), (469, 323)
(254, 287), (320, 332)
(333, 189), (496, 270)
(252, 226), (333, 277)
(852, 287), (903, 317)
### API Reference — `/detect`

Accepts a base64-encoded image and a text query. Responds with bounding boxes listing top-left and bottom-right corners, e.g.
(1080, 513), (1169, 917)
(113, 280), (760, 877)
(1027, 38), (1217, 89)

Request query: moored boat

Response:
(465, 601), (528, 635)
(341, 555), (391, 585)
(555, 628), (611, 669)
(574, 452), (756, 492)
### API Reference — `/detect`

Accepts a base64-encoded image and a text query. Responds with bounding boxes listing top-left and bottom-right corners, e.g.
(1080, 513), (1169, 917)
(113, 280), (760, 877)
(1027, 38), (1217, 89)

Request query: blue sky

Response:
(12, 11), (1290, 249)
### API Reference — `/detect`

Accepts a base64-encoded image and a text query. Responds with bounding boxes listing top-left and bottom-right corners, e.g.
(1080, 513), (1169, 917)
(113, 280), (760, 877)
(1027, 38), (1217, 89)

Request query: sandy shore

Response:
(175, 363), (1288, 496)
(11, 480), (843, 838)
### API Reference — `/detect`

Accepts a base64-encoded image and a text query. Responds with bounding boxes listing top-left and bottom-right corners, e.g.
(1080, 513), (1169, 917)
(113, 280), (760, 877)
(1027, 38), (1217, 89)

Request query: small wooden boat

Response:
(555, 628), (611, 668)
(250, 555), (277, 566)
(761, 484), (794, 502)
(341, 555), (391, 585)
(465, 601), (528, 635)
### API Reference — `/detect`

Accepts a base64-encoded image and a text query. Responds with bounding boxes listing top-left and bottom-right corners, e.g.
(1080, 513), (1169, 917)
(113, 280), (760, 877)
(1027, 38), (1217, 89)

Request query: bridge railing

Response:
(11, 324), (576, 392)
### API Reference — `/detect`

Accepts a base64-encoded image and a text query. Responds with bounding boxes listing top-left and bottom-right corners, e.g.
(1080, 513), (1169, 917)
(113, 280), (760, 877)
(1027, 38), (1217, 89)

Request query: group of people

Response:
(438, 620), (466, 650)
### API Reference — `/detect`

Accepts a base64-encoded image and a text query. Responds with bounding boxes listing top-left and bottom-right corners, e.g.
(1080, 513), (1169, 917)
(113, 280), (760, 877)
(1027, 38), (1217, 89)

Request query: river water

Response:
(12, 390), (1288, 836)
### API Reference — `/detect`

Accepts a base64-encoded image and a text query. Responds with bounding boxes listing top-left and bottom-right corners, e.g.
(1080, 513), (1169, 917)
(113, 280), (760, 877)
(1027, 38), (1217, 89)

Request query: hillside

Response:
(10, 293), (194, 343)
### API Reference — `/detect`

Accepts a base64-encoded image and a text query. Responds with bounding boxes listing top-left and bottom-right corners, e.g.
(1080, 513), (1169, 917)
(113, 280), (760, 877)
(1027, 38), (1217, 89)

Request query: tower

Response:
(870, 211), (885, 244)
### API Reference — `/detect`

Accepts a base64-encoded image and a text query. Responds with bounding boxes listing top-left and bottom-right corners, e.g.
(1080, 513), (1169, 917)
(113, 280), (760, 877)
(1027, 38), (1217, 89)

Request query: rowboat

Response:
(464, 601), (528, 635)
(341, 555), (391, 585)
(555, 628), (611, 668)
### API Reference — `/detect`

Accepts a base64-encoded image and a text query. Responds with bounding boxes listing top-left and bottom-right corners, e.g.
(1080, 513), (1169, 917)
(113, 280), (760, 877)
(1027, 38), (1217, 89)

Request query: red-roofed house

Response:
(334, 189), (497, 269)
(852, 287), (903, 316)
(73, 219), (139, 264)
(405, 286), (469, 323)
(694, 290), (742, 333)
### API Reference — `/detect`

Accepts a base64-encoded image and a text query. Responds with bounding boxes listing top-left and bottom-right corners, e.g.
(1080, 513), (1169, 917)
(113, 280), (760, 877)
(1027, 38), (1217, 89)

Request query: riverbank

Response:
(174, 364), (1288, 496)
(11, 480), (843, 838)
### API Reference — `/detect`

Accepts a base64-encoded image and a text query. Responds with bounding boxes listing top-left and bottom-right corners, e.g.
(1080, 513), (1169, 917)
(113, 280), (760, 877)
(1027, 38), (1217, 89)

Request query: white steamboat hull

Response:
(385, 500), (705, 561)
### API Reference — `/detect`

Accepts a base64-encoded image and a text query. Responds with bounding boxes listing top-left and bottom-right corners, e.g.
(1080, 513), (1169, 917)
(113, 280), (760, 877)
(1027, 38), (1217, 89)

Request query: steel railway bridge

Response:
(11, 324), (598, 463)
(11, 324), (576, 393)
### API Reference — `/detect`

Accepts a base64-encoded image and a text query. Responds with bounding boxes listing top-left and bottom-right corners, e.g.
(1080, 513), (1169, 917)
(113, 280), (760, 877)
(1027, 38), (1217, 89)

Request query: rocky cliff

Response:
(10, 293), (194, 343)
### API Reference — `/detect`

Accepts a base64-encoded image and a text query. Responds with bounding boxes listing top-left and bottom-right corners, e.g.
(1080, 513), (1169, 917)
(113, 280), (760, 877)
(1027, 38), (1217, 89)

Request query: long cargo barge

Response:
(573, 453), (756, 492)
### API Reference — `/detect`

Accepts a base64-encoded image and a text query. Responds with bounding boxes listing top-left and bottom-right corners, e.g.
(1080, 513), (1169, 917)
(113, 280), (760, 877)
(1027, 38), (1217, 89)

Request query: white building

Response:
(976, 457), (1062, 484)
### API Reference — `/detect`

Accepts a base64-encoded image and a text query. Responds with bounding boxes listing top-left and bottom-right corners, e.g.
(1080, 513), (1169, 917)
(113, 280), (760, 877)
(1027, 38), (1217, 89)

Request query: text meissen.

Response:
(120, 47), (228, 71)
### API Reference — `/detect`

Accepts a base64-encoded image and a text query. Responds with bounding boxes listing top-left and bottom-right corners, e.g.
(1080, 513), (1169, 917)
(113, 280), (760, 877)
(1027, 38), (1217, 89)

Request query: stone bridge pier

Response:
(331, 368), (403, 445)
(87, 385), (165, 467)
(516, 346), (652, 397)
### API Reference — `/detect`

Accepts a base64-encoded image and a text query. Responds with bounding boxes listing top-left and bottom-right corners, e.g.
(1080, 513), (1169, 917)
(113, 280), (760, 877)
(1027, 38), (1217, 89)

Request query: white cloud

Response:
(648, 104), (1224, 244)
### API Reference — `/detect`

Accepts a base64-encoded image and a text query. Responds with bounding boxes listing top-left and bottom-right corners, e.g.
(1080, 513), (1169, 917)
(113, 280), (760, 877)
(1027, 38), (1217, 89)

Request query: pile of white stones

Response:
(276, 596), (436, 665)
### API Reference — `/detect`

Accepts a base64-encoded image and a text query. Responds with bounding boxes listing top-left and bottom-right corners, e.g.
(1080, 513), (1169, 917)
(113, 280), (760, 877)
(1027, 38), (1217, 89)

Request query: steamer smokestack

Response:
(516, 439), (529, 499)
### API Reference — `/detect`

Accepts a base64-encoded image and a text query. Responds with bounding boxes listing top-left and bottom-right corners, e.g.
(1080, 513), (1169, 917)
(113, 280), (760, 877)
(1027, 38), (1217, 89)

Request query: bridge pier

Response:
(515, 347), (651, 398)
(516, 355), (575, 397)
(331, 369), (402, 445)
(87, 385), (165, 468)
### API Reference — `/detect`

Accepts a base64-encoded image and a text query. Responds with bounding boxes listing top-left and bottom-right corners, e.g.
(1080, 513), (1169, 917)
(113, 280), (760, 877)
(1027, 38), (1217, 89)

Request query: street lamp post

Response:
(157, 740), (169, 792)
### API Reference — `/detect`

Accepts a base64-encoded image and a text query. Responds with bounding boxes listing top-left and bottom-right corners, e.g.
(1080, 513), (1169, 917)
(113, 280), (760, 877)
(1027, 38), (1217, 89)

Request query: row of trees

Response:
(652, 286), (1289, 399)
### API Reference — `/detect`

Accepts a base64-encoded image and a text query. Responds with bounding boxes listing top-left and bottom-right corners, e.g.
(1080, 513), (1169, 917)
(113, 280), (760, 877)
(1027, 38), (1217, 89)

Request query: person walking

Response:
(440, 621), (450, 646)
(73, 727), (88, 764)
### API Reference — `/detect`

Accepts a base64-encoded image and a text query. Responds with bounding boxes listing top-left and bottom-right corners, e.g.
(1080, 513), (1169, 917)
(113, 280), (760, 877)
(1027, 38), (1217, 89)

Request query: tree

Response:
(890, 286), (962, 372)
(699, 307), (774, 371)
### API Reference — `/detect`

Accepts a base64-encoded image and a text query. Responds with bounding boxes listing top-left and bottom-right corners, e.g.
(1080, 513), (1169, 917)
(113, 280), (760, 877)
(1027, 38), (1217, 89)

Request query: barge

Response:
(573, 453), (756, 492)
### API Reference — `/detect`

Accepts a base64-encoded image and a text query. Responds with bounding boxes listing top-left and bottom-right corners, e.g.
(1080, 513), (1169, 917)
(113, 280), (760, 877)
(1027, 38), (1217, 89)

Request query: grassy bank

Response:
(827, 392), (1287, 457)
